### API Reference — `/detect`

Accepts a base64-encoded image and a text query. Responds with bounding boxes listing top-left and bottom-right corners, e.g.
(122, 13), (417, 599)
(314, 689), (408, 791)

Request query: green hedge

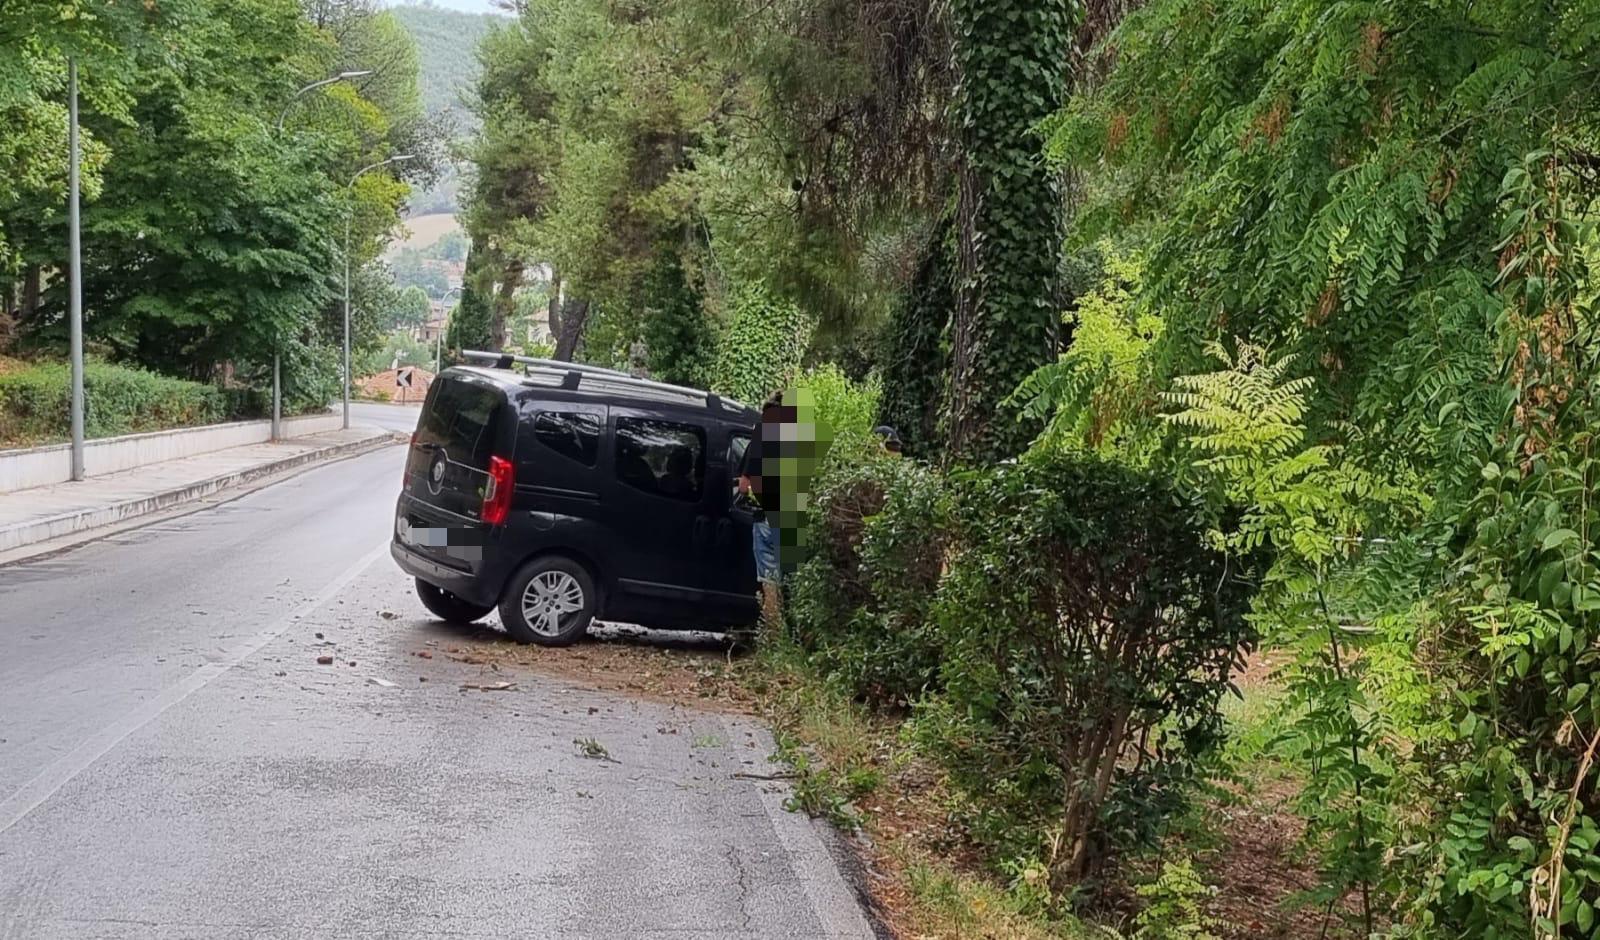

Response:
(790, 454), (951, 706)
(0, 360), (228, 447)
(790, 448), (1262, 897)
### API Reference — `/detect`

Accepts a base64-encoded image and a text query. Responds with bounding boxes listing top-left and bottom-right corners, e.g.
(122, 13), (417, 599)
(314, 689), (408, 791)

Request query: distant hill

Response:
(389, 3), (502, 123)
(390, 3), (503, 217)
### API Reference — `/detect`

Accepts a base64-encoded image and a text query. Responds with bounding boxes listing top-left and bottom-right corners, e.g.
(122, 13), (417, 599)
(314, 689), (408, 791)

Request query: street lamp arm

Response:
(274, 70), (374, 133)
(348, 153), (418, 187)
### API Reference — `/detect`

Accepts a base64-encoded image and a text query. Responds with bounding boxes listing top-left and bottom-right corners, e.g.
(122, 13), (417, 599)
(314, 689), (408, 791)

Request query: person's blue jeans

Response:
(751, 518), (780, 585)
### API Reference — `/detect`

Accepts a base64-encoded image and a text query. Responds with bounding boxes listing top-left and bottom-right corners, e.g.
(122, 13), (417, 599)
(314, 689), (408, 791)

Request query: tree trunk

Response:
(19, 265), (41, 326)
(945, 161), (984, 460)
(553, 298), (588, 362)
(491, 259), (523, 350)
(547, 275), (563, 343)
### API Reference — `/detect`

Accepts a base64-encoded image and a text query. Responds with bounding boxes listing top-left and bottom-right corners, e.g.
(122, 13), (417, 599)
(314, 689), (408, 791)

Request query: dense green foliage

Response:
(877, 220), (953, 459)
(391, 285), (433, 332)
(710, 285), (811, 405)
(1, 0), (433, 409)
(1009, 0), (1600, 932)
(0, 359), (226, 445)
(640, 249), (715, 388)
(923, 456), (1256, 889)
(444, 248), (494, 354)
(790, 455), (950, 705)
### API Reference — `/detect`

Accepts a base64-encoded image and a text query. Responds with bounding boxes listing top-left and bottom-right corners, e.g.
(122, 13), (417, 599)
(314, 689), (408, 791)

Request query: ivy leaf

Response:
(1541, 528), (1581, 552)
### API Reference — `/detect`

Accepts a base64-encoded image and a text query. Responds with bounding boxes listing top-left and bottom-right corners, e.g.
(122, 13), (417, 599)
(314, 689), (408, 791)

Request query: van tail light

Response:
(403, 432), (417, 490)
(481, 456), (514, 525)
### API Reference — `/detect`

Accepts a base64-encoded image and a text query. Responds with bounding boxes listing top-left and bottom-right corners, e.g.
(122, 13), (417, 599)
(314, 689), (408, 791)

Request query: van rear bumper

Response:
(391, 540), (499, 608)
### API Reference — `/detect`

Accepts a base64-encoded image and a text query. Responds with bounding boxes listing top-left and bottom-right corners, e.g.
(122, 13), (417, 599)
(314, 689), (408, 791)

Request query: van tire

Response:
(499, 556), (596, 646)
(415, 579), (494, 624)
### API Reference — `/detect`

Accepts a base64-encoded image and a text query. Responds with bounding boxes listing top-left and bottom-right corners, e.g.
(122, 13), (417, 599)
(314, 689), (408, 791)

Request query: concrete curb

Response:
(0, 432), (396, 554)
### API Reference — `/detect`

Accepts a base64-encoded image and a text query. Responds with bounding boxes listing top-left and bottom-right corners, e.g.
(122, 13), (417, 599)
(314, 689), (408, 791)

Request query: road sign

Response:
(396, 367), (414, 388)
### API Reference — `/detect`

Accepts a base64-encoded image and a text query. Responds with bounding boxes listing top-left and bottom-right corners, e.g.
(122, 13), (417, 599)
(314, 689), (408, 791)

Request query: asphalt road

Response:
(0, 445), (876, 939)
(348, 400), (424, 433)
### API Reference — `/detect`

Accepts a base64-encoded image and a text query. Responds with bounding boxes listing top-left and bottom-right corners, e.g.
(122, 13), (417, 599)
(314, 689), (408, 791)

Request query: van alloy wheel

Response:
(520, 570), (585, 637)
(499, 556), (597, 646)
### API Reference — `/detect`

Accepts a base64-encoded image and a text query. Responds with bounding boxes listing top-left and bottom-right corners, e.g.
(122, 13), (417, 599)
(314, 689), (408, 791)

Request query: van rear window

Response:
(417, 378), (501, 469)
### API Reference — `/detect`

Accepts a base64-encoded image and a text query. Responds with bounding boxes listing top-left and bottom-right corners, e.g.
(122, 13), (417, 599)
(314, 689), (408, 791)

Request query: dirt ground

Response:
(410, 620), (764, 713)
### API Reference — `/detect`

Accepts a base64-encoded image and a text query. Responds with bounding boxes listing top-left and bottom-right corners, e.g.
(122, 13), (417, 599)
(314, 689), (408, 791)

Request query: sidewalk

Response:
(0, 428), (395, 555)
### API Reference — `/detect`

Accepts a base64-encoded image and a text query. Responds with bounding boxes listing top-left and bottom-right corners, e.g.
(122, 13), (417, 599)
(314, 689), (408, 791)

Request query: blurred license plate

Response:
(398, 518), (483, 560)
(399, 519), (449, 547)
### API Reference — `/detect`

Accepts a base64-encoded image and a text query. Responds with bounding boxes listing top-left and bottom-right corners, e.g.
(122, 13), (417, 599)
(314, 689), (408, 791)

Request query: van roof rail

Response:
(462, 349), (629, 379)
(459, 349), (751, 414)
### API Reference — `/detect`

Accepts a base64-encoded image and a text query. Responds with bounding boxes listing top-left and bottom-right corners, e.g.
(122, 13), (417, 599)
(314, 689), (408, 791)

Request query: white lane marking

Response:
(725, 718), (878, 939)
(0, 539), (392, 837)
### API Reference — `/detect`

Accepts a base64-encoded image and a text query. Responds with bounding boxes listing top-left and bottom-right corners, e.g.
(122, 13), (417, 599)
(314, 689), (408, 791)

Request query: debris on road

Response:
(574, 737), (619, 762)
(379, 610), (397, 619)
(366, 677), (398, 688)
(461, 680), (517, 692)
(414, 650), (433, 659)
(316, 655), (334, 665)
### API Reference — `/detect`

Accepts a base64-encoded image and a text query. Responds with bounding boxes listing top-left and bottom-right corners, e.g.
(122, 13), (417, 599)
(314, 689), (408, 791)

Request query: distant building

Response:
(420, 301), (450, 343)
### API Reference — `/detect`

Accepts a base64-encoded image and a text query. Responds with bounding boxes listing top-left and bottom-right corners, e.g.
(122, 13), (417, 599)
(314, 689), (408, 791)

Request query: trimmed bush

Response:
(790, 453), (951, 706)
(0, 359), (227, 446)
(916, 453), (1258, 891)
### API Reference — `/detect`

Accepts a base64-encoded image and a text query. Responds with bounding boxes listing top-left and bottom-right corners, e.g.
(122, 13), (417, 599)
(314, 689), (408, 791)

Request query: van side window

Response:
(533, 412), (600, 467)
(615, 417), (705, 502)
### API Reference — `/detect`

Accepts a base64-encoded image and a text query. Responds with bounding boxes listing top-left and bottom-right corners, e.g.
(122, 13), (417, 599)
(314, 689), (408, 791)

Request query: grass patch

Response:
(751, 642), (1115, 939)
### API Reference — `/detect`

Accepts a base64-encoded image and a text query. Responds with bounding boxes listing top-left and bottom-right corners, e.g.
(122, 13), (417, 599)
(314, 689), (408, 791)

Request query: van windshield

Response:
(417, 378), (501, 469)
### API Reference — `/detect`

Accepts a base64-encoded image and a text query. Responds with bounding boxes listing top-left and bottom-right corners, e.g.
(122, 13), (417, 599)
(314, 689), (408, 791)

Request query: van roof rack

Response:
(460, 349), (750, 415)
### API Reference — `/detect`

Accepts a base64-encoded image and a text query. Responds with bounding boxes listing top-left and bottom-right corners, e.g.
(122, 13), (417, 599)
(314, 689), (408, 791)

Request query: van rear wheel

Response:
(415, 579), (494, 624)
(499, 556), (596, 647)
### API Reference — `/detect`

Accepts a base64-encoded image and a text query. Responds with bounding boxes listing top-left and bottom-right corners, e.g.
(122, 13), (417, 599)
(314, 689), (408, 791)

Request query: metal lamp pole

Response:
(271, 69), (371, 441)
(344, 154), (415, 429)
(436, 285), (463, 376)
(67, 58), (85, 481)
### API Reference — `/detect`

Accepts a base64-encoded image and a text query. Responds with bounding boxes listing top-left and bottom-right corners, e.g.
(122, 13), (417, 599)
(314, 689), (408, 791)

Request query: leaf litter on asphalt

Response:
(574, 737), (619, 762)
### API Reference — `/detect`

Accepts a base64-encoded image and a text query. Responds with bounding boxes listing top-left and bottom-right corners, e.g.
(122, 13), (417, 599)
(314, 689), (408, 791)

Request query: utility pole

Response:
(273, 70), (371, 440)
(68, 58), (85, 481)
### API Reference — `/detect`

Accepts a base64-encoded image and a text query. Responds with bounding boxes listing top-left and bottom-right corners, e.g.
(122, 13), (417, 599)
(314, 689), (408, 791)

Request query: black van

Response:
(391, 352), (761, 646)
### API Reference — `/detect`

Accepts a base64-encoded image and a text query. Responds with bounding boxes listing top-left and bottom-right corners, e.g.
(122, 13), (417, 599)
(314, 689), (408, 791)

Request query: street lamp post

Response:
(67, 58), (85, 481)
(271, 70), (371, 442)
(344, 154), (416, 429)
(436, 285), (463, 376)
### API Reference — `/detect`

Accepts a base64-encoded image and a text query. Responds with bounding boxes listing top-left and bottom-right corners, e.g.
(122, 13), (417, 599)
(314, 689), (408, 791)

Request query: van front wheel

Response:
(415, 579), (495, 624)
(499, 557), (596, 646)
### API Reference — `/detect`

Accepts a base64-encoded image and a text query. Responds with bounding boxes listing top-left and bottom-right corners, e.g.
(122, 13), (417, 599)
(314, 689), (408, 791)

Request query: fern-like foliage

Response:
(1012, 242), (1162, 458)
